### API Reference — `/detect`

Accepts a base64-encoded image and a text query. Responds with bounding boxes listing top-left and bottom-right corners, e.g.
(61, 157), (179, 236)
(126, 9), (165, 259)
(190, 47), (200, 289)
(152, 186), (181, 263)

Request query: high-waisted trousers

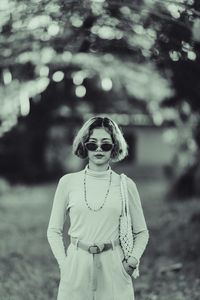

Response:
(57, 239), (135, 300)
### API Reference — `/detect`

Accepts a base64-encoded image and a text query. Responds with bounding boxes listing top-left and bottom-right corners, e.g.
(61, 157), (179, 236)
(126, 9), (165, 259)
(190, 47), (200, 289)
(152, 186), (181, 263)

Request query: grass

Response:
(0, 170), (200, 300)
(0, 184), (59, 300)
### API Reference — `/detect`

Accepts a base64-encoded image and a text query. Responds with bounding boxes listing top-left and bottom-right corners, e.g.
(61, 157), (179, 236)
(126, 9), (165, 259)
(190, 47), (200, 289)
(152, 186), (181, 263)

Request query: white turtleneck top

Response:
(47, 164), (149, 275)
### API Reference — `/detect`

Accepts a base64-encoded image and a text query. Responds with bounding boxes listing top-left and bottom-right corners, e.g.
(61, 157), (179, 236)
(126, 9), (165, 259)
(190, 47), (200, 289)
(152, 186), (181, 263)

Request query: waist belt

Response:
(70, 237), (120, 292)
(70, 237), (120, 254)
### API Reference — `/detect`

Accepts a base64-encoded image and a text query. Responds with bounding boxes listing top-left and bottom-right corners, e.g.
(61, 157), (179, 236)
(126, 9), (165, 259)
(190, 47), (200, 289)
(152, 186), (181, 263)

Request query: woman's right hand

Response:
(60, 256), (68, 277)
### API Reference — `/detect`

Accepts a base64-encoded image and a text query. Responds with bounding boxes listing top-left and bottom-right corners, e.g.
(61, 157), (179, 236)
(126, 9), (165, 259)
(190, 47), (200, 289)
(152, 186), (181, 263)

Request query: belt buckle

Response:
(88, 244), (104, 254)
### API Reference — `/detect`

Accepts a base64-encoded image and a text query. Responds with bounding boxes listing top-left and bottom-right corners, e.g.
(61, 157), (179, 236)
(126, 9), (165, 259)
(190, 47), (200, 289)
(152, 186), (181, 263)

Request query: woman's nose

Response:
(96, 145), (103, 151)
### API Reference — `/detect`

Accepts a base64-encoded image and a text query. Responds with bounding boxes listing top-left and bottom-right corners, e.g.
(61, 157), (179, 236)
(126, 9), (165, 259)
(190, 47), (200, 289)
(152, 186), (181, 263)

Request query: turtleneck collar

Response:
(84, 163), (112, 178)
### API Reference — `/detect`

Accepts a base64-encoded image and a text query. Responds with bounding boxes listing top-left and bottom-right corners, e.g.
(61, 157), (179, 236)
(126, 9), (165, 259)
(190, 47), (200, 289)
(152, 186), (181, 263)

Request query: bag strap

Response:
(120, 173), (129, 217)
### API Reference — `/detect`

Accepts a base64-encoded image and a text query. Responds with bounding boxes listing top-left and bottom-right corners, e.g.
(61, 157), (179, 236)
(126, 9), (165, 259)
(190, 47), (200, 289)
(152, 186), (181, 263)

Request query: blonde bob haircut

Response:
(72, 115), (129, 162)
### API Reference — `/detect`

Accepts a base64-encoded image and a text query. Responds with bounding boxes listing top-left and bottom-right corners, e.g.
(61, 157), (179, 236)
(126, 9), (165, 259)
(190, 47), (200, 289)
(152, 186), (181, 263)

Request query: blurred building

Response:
(0, 109), (175, 183)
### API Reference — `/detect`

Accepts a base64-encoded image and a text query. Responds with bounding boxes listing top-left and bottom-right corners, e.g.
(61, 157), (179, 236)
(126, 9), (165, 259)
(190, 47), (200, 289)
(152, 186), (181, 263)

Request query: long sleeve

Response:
(47, 175), (69, 269)
(126, 177), (149, 278)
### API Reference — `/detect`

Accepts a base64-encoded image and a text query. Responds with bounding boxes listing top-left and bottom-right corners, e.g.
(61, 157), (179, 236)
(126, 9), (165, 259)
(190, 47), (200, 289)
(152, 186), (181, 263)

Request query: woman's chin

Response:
(90, 157), (109, 165)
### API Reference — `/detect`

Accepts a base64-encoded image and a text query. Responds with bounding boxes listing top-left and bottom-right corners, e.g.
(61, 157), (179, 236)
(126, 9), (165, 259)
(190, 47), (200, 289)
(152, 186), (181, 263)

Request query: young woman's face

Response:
(86, 128), (113, 166)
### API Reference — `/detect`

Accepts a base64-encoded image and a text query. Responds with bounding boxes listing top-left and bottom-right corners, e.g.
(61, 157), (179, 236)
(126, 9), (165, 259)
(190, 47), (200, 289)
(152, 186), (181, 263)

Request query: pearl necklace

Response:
(83, 165), (112, 212)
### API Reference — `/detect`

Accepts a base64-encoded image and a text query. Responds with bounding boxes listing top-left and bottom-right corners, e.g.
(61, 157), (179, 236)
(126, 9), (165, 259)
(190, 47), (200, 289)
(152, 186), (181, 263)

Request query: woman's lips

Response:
(94, 154), (104, 158)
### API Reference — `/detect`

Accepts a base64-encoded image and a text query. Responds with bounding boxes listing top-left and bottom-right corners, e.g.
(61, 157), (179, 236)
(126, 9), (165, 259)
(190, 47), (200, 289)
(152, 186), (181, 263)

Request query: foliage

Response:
(0, 0), (200, 190)
(0, 0), (199, 134)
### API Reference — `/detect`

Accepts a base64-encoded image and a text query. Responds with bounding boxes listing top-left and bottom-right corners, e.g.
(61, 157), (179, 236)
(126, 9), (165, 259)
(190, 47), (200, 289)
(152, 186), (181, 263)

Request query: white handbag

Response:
(119, 173), (140, 278)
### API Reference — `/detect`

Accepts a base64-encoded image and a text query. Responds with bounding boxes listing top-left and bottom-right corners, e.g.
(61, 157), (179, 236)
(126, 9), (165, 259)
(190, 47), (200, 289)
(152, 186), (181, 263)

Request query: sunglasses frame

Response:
(84, 142), (114, 152)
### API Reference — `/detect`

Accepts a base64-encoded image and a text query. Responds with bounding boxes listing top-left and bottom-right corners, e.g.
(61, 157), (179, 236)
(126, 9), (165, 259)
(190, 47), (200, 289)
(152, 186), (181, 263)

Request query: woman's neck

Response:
(88, 162), (110, 172)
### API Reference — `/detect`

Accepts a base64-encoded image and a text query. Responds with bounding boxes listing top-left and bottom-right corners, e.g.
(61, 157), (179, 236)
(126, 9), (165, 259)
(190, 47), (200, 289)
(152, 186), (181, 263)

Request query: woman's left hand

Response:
(127, 256), (138, 269)
(122, 259), (137, 276)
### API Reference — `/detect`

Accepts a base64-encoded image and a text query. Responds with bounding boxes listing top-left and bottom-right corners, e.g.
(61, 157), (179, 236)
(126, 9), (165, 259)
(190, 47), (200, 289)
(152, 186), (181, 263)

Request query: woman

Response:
(47, 115), (149, 300)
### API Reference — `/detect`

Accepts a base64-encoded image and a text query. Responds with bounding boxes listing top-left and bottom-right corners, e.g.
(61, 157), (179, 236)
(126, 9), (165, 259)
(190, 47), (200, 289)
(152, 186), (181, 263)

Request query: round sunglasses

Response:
(85, 142), (114, 152)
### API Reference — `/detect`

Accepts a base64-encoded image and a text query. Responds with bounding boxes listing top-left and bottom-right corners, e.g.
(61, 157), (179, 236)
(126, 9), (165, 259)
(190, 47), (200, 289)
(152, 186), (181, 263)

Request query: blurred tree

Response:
(0, 0), (200, 191)
(146, 0), (200, 196)
(0, 0), (174, 136)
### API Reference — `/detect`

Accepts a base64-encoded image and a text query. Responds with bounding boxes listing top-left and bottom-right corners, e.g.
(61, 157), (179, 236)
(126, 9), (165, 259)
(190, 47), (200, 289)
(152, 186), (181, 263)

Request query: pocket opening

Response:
(115, 246), (131, 282)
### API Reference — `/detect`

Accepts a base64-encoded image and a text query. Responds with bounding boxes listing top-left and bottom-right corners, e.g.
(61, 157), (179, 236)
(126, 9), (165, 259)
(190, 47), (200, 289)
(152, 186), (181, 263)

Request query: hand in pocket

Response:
(122, 259), (136, 276)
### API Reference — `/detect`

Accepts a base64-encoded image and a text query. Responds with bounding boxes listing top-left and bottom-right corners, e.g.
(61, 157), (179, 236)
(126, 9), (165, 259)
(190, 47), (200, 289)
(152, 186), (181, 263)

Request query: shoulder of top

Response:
(59, 170), (82, 182)
(124, 175), (137, 186)
(116, 172), (136, 186)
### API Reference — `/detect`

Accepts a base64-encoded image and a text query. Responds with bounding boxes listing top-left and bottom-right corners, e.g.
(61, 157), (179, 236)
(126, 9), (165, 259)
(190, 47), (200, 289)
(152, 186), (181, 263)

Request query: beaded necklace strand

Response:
(83, 165), (112, 212)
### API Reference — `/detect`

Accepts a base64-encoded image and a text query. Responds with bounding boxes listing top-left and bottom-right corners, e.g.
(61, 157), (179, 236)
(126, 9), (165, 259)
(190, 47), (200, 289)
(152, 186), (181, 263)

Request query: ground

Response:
(0, 165), (200, 300)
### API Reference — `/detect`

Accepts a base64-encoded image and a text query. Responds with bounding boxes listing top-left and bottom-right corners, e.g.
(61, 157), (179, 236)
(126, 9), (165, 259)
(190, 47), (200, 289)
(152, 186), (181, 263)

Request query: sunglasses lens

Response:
(85, 142), (113, 152)
(85, 143), (97, 151)
(101, 143), (113, 151)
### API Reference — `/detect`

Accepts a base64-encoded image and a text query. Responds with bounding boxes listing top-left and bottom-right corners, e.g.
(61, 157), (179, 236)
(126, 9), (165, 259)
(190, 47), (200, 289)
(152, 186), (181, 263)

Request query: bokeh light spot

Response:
(20, 91), (30, 116)
(62, 51), (73, 62)
(48, 23), (60, 36)
(28, 15), (51, 30)
(3, 69), (12, 85)
(73, 72), (84, 85)
(39, 66), (49, 77)
(187, 51), (196, 60)
(167, 4), (181, 19)
(75, 85), (86, 97)
(70, 15), (83, 28)
(98, 26), (115, 40)
(101, 78), (112, 91)
(169, 50), (180, 61)
(52, 71), (64, 82)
